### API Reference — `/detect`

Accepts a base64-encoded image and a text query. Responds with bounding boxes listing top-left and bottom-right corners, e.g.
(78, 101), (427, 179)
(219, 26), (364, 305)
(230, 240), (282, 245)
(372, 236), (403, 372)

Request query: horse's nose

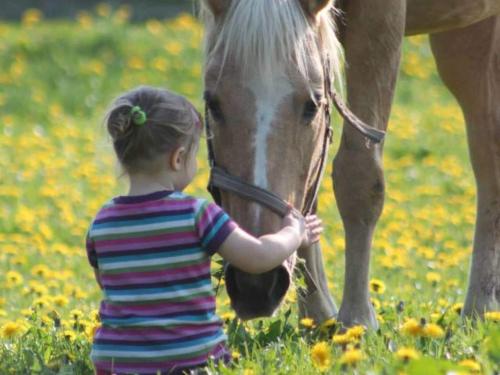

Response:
(224, 261), (294, 320)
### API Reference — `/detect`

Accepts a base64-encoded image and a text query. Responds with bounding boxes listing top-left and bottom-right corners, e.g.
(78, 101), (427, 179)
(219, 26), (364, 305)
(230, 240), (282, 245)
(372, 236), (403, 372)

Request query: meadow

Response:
(0, 5), (499, 374)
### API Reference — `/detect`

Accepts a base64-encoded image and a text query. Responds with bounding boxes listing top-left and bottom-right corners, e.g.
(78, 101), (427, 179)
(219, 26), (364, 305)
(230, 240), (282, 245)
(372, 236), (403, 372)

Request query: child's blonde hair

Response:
(105, 86), (202, 174)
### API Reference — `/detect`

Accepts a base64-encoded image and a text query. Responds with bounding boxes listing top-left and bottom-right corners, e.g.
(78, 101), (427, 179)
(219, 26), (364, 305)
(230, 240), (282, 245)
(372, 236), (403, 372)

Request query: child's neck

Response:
(128, 172), (175, 196)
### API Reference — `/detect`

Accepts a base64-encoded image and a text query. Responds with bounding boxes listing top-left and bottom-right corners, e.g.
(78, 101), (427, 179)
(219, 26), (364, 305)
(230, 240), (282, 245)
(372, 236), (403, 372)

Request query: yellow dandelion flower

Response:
(396, 347), (420, 361)
(340, 349), (364, 366)
(484, 311), (500, 322)
(1, 321), (26, 339)
(371, 297), (381, 310)
(76, 11), (93, 28)
(220, 311), (235, 321)
(370, 278), (386, 294)
(22, 8), (43, 26)
(422, 323), (445, 338)
(52, 295), (69, 307)
(300, 317), (315, 328)
(320, 317), (337, 330)
(400, 318), (423, 336)
(32, 296), (50, 309)
(310, 341), (332, 372)
(6, 270), (23, 287)
(458, 359), (481, 372)
(346, 325), (366, 340)
(63, 330), (76, 342)
(231, 351), (241, 360)
(452, 303), (463, 315)
(242, 370), (255, 375)
(96, 3), (111, 17)
(85, 323), (100, 341)
(426, 272), (442, 284)
(332, 333), (352, 345)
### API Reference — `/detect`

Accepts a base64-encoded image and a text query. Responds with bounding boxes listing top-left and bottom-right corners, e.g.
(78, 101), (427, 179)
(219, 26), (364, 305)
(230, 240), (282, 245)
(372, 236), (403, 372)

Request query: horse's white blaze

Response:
(249, 77), (293, 189)
(248, 76), (293, 222)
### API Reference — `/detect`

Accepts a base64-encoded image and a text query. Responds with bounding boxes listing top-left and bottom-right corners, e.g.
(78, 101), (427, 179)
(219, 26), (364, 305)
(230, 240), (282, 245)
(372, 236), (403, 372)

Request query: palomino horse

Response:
(200, 0), (500, 328)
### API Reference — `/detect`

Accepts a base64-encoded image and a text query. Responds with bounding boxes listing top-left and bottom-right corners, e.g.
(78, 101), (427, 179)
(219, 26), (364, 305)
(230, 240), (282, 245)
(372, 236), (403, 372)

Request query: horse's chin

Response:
(224, 259), (295, 320)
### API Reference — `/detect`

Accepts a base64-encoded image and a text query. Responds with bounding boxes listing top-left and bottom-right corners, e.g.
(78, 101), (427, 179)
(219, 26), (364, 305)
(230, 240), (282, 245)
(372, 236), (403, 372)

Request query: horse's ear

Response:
(299, 0), (332, 18)
(204, 0), (231, 16)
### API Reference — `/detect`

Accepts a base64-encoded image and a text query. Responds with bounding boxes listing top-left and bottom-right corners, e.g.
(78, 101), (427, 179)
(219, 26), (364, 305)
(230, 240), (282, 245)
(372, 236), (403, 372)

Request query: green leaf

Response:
(486, 326), (500, 364)
(407, 358), (462, 375)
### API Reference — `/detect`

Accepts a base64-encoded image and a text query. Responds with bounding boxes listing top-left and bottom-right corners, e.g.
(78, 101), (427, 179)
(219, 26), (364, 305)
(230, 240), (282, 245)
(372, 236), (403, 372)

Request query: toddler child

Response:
(86, 86), (323, 375)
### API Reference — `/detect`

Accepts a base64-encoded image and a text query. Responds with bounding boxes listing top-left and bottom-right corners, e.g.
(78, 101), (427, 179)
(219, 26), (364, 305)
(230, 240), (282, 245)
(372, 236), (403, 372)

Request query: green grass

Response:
(0, 8), (499, 375)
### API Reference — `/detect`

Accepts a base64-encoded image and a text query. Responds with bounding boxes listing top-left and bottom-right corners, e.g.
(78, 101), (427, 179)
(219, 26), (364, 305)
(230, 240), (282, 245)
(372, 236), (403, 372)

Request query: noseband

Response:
(204, 60), (385, 218)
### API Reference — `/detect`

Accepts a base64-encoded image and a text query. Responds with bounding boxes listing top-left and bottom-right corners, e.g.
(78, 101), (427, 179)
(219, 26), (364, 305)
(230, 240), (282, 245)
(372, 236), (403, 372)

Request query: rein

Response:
(204, 61), (385, 218)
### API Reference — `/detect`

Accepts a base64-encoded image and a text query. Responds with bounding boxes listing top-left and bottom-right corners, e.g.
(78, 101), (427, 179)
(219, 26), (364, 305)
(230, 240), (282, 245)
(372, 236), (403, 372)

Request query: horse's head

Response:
(201, 0), (342, 319)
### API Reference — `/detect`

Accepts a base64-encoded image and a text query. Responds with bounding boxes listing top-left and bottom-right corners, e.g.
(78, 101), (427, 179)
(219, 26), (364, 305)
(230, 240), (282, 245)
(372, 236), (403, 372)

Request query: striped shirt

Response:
(85, 190), (237, 375)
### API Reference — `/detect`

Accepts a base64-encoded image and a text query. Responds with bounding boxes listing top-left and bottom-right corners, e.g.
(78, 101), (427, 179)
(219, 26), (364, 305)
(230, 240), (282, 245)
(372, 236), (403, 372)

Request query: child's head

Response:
(105, 86), (202, 186)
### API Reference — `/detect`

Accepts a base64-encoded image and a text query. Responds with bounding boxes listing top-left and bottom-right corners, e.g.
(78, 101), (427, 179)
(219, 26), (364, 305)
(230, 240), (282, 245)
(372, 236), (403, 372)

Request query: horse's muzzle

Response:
(224, 256), (296, 320)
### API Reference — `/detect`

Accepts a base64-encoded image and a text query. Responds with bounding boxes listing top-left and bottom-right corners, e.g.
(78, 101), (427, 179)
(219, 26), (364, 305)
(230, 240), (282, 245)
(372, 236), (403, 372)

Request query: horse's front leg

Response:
(333, 0), (406, 328)
(297, 241), (338, 324)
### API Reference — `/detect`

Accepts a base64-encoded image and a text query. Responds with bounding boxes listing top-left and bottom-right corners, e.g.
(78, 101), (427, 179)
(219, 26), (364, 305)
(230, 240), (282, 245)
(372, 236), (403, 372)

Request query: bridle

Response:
(204, 58), (385, 219)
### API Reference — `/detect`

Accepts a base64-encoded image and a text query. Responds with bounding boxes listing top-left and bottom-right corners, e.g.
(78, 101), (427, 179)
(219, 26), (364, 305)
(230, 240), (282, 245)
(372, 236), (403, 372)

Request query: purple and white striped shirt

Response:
(86, 190), (237, 375)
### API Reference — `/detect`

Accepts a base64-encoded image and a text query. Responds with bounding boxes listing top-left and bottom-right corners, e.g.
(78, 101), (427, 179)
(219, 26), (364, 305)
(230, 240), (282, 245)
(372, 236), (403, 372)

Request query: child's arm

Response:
(217, 212), (322, 274)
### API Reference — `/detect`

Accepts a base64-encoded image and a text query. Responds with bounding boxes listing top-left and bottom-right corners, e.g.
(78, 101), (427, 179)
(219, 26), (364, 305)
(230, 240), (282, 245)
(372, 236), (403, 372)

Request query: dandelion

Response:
(332, 333), (352, 345)
(300, 317), (315, 328)
(422, 323), (445, 338)
(6, 270), (23, 287)
(396, 347), (420, 361)
(458, 359), (481, 372)
(426, 272), (442, 284)
(484, 311), (500, 322)
(63, 330), (76, 341)
(96, 3), (111, 17)
(1, 321), (25, 339)
(76, 11), (93, 28)
(220, 311), (235, 321)
(452, 303), (463, 315)
(340, 349), (364, 366)
(320, 317), (336, 332)
(400, 318), (423, 336)
(52, 295), (69, 307)
(22, 8), (43, 26)
(70, 309), (84, 321)
(310, 341), (331, 372)
(231, 351), (241, 360)
(370, 278), (386, 294)
(346, 325), (365, 340)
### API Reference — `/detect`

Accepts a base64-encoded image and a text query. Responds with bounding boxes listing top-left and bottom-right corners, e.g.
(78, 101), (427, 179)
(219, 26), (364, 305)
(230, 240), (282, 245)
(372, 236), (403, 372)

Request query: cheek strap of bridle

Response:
(209, 166), (293, 217)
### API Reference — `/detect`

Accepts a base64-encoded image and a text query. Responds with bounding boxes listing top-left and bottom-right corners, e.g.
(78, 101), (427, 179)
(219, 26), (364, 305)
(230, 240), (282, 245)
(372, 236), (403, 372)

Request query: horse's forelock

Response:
(200, 0), (342, 88)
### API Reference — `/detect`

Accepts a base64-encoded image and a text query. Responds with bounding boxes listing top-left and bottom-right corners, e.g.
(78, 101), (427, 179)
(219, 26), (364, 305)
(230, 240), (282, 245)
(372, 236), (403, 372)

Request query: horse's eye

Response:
(303, 99), (319, 122)
(204, 92), (224, 123)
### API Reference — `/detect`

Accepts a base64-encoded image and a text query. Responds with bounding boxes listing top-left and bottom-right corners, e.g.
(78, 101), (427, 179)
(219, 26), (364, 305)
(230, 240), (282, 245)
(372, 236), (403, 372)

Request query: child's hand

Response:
(302, 214), (323, 247)
(282, 210), (306, 239)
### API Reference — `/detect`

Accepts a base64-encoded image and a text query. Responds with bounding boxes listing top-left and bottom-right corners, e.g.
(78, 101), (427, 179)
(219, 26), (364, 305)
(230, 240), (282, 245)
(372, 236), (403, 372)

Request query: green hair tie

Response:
(130, 106), (147, 126)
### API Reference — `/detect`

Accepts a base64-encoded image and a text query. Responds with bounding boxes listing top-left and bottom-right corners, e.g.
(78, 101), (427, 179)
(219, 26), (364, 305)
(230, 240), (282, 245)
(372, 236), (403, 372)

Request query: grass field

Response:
(0, 6), (499, 375)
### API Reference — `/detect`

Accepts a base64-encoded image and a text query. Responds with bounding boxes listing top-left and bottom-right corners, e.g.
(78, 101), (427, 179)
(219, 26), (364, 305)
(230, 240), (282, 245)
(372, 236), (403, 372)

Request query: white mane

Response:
(200, 0), (342, 88)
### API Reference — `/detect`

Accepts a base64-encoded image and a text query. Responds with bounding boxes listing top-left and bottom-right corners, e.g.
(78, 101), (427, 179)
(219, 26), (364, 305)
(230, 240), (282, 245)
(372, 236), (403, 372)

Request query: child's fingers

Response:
(306, 218), (323, 230)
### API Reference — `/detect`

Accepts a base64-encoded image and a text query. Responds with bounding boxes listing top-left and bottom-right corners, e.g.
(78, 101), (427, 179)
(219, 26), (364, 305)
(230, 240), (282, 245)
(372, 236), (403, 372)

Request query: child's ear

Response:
(169, 146), (186, 171)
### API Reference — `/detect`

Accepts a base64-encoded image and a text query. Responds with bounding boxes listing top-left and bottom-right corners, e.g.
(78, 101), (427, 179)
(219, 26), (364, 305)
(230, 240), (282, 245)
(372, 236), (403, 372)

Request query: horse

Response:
(200, 0), (500, 328)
